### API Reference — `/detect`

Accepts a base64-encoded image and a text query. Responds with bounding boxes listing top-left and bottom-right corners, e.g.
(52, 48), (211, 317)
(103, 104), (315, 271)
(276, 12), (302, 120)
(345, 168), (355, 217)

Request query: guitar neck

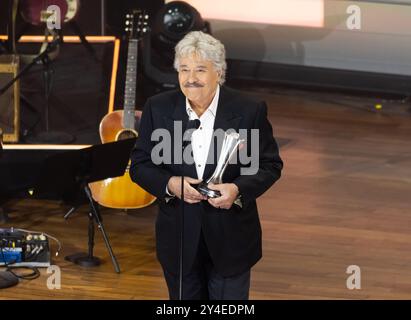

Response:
(123, 39), (138, 129)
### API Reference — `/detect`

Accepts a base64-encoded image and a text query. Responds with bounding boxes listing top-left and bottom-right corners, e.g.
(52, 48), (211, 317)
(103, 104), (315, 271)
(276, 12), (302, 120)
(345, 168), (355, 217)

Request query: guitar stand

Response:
(64, 183), (120, 273)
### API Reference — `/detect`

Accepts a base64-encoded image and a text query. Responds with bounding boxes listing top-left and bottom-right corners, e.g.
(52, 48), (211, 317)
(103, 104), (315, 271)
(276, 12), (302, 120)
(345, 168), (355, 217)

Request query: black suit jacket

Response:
(130, 86), (283, 277)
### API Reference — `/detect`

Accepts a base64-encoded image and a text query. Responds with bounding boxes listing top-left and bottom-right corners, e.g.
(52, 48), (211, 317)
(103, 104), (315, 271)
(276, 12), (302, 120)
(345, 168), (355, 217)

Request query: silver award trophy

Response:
(197, 131), (245, 198)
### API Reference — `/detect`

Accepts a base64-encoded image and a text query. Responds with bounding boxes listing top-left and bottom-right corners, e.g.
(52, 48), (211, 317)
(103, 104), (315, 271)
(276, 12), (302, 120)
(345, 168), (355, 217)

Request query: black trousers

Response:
(163, 231), (251, 300)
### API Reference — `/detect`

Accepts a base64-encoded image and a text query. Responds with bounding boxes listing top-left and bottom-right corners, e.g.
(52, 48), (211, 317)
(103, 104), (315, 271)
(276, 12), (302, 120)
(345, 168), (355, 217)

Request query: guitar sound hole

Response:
(117, 130), (138, 141)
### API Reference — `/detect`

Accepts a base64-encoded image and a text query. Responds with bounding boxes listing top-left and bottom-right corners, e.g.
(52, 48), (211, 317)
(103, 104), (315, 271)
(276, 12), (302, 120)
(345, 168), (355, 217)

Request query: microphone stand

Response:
(0, 38), (59, 96)
(25, 33), (74, 144)
(179, 137), (185, 300)
(0, 36), (74, 144)
(179, 118), (200, 300)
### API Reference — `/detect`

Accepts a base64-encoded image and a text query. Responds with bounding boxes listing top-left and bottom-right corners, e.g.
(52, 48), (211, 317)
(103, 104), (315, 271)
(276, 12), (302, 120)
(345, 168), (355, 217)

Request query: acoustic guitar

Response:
(19, 0), (80, 26)
(89, 11), (156, 209)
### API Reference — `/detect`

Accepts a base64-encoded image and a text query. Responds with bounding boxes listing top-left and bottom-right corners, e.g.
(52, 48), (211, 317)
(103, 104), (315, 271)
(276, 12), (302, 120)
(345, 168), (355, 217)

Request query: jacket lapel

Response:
(163, 92), (198, 179)
(202, 87), (242, 181)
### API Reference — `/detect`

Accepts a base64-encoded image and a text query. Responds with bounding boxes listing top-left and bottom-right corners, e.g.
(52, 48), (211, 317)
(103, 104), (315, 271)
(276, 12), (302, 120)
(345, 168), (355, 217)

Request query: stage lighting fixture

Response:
(151, 0), (208, 52)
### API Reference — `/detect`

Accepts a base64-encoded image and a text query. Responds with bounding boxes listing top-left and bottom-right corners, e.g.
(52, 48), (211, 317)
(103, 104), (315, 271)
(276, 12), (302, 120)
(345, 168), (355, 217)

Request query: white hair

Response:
(174, 31), (227, 85)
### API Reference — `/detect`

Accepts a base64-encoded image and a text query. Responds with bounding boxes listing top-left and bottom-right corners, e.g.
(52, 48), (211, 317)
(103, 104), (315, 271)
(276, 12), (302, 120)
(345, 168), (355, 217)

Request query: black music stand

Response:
(34, 138), (137, 274)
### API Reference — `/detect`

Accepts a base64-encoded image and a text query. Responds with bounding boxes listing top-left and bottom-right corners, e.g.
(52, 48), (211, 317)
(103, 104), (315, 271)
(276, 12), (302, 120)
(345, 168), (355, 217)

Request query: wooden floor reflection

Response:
(2, 87), (411, 299)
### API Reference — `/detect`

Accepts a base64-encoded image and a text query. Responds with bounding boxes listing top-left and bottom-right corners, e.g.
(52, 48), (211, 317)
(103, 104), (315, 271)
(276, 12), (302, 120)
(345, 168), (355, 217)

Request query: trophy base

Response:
(195, 182), (221, 199)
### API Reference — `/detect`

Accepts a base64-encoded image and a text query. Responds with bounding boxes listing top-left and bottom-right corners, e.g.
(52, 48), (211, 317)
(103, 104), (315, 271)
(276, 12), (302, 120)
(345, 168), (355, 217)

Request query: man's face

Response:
(178, 53), (221, 106)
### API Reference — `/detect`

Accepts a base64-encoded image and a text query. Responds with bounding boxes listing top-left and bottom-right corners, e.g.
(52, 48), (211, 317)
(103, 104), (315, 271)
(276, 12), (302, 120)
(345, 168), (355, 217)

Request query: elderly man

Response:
(130, 31), (283, 300)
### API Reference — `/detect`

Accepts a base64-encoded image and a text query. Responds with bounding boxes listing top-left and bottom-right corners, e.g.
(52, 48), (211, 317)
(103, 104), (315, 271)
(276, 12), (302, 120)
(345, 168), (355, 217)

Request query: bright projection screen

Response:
(165, 0), (411, 77)
(166, 0), (325, 27)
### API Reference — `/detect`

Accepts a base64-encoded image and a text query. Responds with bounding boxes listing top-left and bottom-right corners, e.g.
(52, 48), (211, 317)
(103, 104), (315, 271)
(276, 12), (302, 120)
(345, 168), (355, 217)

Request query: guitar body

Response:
(89, 110), (156, 209)
(90, 11), (154, 209)
(20, 0), (80, 26)
(98, 110), (139, 144)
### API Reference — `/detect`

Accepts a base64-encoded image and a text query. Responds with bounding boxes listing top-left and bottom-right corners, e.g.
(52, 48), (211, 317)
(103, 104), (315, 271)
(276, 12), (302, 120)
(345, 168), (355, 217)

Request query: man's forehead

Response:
(179, 55), (212, 67)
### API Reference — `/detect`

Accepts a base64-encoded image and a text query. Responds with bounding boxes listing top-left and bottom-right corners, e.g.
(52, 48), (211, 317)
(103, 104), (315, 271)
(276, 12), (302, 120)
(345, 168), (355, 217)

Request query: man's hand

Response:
(207, 183), (239, 210)
(167, 176), (207, 204)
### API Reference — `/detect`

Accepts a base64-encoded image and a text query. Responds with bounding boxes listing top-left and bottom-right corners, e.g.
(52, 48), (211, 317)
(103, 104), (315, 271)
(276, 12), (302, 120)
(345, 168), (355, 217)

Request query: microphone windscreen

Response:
(193, 119), (201, 130)
(187, 119), (201, 130)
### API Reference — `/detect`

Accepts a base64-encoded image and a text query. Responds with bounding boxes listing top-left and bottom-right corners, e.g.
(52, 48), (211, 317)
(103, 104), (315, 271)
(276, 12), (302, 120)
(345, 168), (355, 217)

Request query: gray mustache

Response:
(184, 83), (204, 88)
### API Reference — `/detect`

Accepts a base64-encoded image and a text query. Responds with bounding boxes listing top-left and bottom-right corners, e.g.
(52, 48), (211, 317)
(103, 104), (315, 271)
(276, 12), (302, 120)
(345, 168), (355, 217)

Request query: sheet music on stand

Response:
(35, 138), (136, 196)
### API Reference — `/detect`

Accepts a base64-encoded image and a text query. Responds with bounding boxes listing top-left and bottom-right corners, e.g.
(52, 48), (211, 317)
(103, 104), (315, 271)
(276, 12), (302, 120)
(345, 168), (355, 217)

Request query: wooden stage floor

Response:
(1, 87), (411, 299)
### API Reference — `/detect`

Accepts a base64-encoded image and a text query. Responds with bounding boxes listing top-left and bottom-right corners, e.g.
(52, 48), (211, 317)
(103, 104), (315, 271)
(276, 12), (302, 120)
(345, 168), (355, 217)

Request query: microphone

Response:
(187, 119), (201, 130)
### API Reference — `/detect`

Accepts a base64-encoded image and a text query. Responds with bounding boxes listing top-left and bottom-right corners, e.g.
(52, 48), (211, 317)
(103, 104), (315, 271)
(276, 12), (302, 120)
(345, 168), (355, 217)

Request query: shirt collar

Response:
(186, 85), (220, 120)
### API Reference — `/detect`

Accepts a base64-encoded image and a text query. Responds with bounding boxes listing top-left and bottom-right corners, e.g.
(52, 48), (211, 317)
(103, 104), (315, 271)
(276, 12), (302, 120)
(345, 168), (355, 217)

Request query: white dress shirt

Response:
(186, 85), (220, 180)
(165, 86), (219, 198)
(165, 86), (241, 207)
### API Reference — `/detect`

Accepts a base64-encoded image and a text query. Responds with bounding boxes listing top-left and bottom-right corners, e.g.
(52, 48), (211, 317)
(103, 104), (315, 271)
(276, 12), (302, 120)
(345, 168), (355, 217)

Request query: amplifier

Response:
(0, 55), (20, 143)
(0, 228), (51, 267)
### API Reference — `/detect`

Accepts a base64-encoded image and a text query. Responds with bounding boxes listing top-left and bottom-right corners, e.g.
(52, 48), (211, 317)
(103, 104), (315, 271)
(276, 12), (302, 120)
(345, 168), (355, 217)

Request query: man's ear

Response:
(217, 72), (222, 84)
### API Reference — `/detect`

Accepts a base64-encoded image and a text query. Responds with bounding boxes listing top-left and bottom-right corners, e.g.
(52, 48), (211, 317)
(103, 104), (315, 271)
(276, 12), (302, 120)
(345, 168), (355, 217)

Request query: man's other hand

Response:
(167, 176), (207, 204)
